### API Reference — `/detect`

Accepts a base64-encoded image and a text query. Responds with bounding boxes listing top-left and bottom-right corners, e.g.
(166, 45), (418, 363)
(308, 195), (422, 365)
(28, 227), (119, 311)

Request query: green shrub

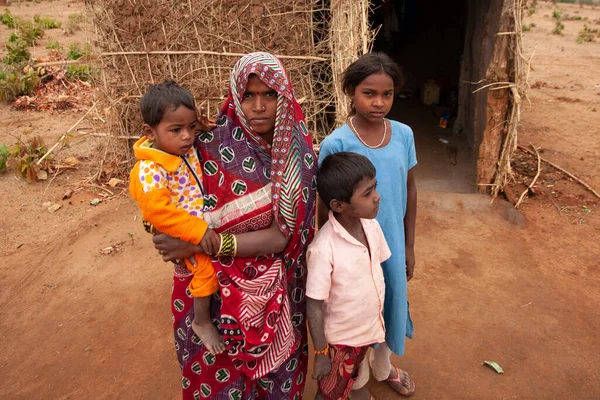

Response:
(0, 9), (16, 28)
(3, 40), (31, 65)
(66, 42), (91, 60)
(66, 13), (83, 34)
(15, 20), (44, 45)
(552, 8), (565, 34)
(33, 15), (62, 29)
(553, 21), (565, 34)
(46, 39), (62, 50)
(0, 145), (9, 172)
(0, 68), (38, 103)
(577, 24), (598, 42)
(67, 64), (98, 82)
(6, 136), (51, 182)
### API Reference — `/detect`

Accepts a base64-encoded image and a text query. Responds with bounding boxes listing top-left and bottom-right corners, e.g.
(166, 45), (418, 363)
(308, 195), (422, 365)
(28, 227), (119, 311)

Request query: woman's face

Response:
(241, 74), (277, 143)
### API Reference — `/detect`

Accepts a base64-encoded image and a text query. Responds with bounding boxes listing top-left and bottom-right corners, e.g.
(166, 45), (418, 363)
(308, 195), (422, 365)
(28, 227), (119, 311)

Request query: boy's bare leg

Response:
(192, 296), (225, 355)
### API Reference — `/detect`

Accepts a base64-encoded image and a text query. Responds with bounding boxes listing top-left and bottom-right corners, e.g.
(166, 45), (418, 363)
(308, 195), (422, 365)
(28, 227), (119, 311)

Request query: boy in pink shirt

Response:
(307, 152), (391, 400)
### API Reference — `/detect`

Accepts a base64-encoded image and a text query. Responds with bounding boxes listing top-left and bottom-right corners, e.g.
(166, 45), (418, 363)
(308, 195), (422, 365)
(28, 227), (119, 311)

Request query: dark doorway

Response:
(371, 0), (476, 193)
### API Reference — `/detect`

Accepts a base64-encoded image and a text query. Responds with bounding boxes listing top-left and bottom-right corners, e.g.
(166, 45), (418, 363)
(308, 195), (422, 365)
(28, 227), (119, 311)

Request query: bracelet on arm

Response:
(217, 233), (237, 257)
(314, 344), (329, 356)
(142, 219), (153, 234)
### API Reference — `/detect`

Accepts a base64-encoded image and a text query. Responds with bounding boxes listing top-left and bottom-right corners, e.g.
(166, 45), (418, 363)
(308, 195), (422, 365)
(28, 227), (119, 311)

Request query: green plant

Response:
(33, 15), (62, 29)
(523, 24), (535, 32)
(0, 68), (38, 102)
(0, 145), (9, 172)
(553, 9), (565, 34)
(6, 136), (51, 182)
(577, 24), (598, 41)
(552, 9), (563, 20)
(66, 42), (91, 60)
(14, 20), (44, 45)
(66, 64), (98, 82)
(46, 39), (62, 50)
(8, 32), (18, 42)
(0, 9), (16, 28)
(528, 0), (537, 15)
(3, 39), (31, 65)
(66, 13), (83, 34)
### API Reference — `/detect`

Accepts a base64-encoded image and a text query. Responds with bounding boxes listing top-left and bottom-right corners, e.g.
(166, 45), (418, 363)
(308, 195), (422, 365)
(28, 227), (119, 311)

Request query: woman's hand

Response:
(153, 232), (203, 265)
(197, 106), (217, 132)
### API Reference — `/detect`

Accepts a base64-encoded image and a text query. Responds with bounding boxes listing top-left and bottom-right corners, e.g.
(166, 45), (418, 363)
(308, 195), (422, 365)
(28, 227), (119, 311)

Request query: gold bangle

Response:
(314, 344), (329, 356)
(217, 233), (236, 257)
(216, 233), (225, 255)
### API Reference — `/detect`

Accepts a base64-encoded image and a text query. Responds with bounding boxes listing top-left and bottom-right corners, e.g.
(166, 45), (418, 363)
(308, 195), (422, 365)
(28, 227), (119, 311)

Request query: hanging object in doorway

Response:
(421, 80), (440, 106)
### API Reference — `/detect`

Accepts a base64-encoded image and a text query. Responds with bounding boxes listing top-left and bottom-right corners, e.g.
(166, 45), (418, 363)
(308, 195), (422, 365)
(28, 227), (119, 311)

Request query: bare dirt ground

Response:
(1, 1), (599, 399)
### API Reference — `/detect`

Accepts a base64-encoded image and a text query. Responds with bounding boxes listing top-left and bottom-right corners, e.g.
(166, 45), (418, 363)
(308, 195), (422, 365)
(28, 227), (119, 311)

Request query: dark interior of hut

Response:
(371, 0), (476, 193)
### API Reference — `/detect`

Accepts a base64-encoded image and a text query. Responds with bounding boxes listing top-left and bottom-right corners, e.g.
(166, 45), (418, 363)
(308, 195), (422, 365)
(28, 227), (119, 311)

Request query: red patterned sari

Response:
(171, 52), (317, 399)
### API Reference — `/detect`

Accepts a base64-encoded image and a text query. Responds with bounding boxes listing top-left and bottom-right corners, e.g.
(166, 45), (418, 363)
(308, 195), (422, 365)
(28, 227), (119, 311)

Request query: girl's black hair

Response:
(140, 80), (196, 127)
(342, 52), (404, 95)
(317, 152), (376, 210)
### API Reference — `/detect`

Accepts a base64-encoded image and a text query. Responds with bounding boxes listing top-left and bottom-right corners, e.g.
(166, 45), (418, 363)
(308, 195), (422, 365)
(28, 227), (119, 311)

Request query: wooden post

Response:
(475, 0), (515, 192)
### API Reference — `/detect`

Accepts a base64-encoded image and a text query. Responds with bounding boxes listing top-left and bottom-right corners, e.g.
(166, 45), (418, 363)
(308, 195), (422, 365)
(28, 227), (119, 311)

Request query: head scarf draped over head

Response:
(196, 52), (316, 378)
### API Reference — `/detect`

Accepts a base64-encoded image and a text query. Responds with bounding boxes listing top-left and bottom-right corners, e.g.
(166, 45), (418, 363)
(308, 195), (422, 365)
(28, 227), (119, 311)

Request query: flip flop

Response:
(386, 366), (415, 397)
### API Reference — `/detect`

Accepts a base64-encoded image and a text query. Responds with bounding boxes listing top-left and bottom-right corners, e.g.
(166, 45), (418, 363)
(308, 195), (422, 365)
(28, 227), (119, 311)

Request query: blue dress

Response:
(318, 120), (417, 355)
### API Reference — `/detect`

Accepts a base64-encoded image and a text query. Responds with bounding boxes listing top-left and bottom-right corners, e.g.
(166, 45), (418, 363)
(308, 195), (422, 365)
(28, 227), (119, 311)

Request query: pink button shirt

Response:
(306, 211), (391, 347)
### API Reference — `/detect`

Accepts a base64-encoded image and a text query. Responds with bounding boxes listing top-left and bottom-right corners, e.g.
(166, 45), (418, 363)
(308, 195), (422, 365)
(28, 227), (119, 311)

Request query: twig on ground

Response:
(37, 101), (99, 165)
(515, 143), (541, 208)
(518, 145), (600, 200)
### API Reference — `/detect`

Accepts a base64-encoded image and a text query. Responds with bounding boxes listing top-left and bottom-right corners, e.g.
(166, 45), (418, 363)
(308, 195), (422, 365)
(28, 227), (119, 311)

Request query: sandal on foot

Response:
(386, 366), (415, 397)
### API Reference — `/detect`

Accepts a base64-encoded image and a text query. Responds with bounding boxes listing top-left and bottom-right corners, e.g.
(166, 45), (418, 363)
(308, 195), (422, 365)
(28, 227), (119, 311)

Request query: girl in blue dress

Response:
(318, 52), (417, 398)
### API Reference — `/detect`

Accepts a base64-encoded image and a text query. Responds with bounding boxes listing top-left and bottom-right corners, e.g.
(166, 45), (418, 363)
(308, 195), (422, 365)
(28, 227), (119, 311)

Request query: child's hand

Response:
(200, 229), (221, 255)
(312, 354), (331, 381)
(197, 106), (216, 132)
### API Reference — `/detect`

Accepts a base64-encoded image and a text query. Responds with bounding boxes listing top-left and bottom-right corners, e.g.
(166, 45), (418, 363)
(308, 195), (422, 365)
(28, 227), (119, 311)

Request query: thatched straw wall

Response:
(91, 0), (373, 166)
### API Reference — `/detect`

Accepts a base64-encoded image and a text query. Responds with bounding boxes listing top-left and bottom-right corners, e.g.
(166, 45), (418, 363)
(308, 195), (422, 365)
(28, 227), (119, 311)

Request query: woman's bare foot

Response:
(192, 318), (225, 355)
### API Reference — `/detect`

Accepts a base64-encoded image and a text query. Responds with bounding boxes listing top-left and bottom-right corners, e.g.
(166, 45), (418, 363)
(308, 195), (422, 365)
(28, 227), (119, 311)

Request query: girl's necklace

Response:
(349, 116), (387, 149)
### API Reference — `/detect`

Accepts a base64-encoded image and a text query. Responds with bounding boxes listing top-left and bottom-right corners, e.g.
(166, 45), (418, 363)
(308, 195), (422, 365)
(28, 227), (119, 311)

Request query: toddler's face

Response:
(145, 105), (199, 156)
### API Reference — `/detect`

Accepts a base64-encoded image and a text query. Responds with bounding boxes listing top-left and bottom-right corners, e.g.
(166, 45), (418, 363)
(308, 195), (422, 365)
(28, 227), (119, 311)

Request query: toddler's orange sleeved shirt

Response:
(130, 137), (218, 297)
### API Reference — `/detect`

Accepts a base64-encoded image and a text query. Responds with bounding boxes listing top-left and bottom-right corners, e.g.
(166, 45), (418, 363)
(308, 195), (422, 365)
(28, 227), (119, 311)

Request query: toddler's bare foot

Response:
(192, 319), (225, 355)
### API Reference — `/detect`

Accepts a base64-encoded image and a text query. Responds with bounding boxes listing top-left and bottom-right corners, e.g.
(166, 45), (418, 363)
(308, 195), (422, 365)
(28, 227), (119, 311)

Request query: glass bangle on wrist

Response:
(314, 344), (329, 356)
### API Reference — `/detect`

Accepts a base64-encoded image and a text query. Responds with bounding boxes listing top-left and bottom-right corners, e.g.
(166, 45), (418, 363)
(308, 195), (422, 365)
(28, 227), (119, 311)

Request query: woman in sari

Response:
(153, 52), (317, 399)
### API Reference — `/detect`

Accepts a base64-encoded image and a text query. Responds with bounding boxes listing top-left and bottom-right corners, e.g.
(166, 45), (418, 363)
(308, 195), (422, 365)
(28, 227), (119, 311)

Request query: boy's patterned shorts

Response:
(319, 344), (369, 400)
